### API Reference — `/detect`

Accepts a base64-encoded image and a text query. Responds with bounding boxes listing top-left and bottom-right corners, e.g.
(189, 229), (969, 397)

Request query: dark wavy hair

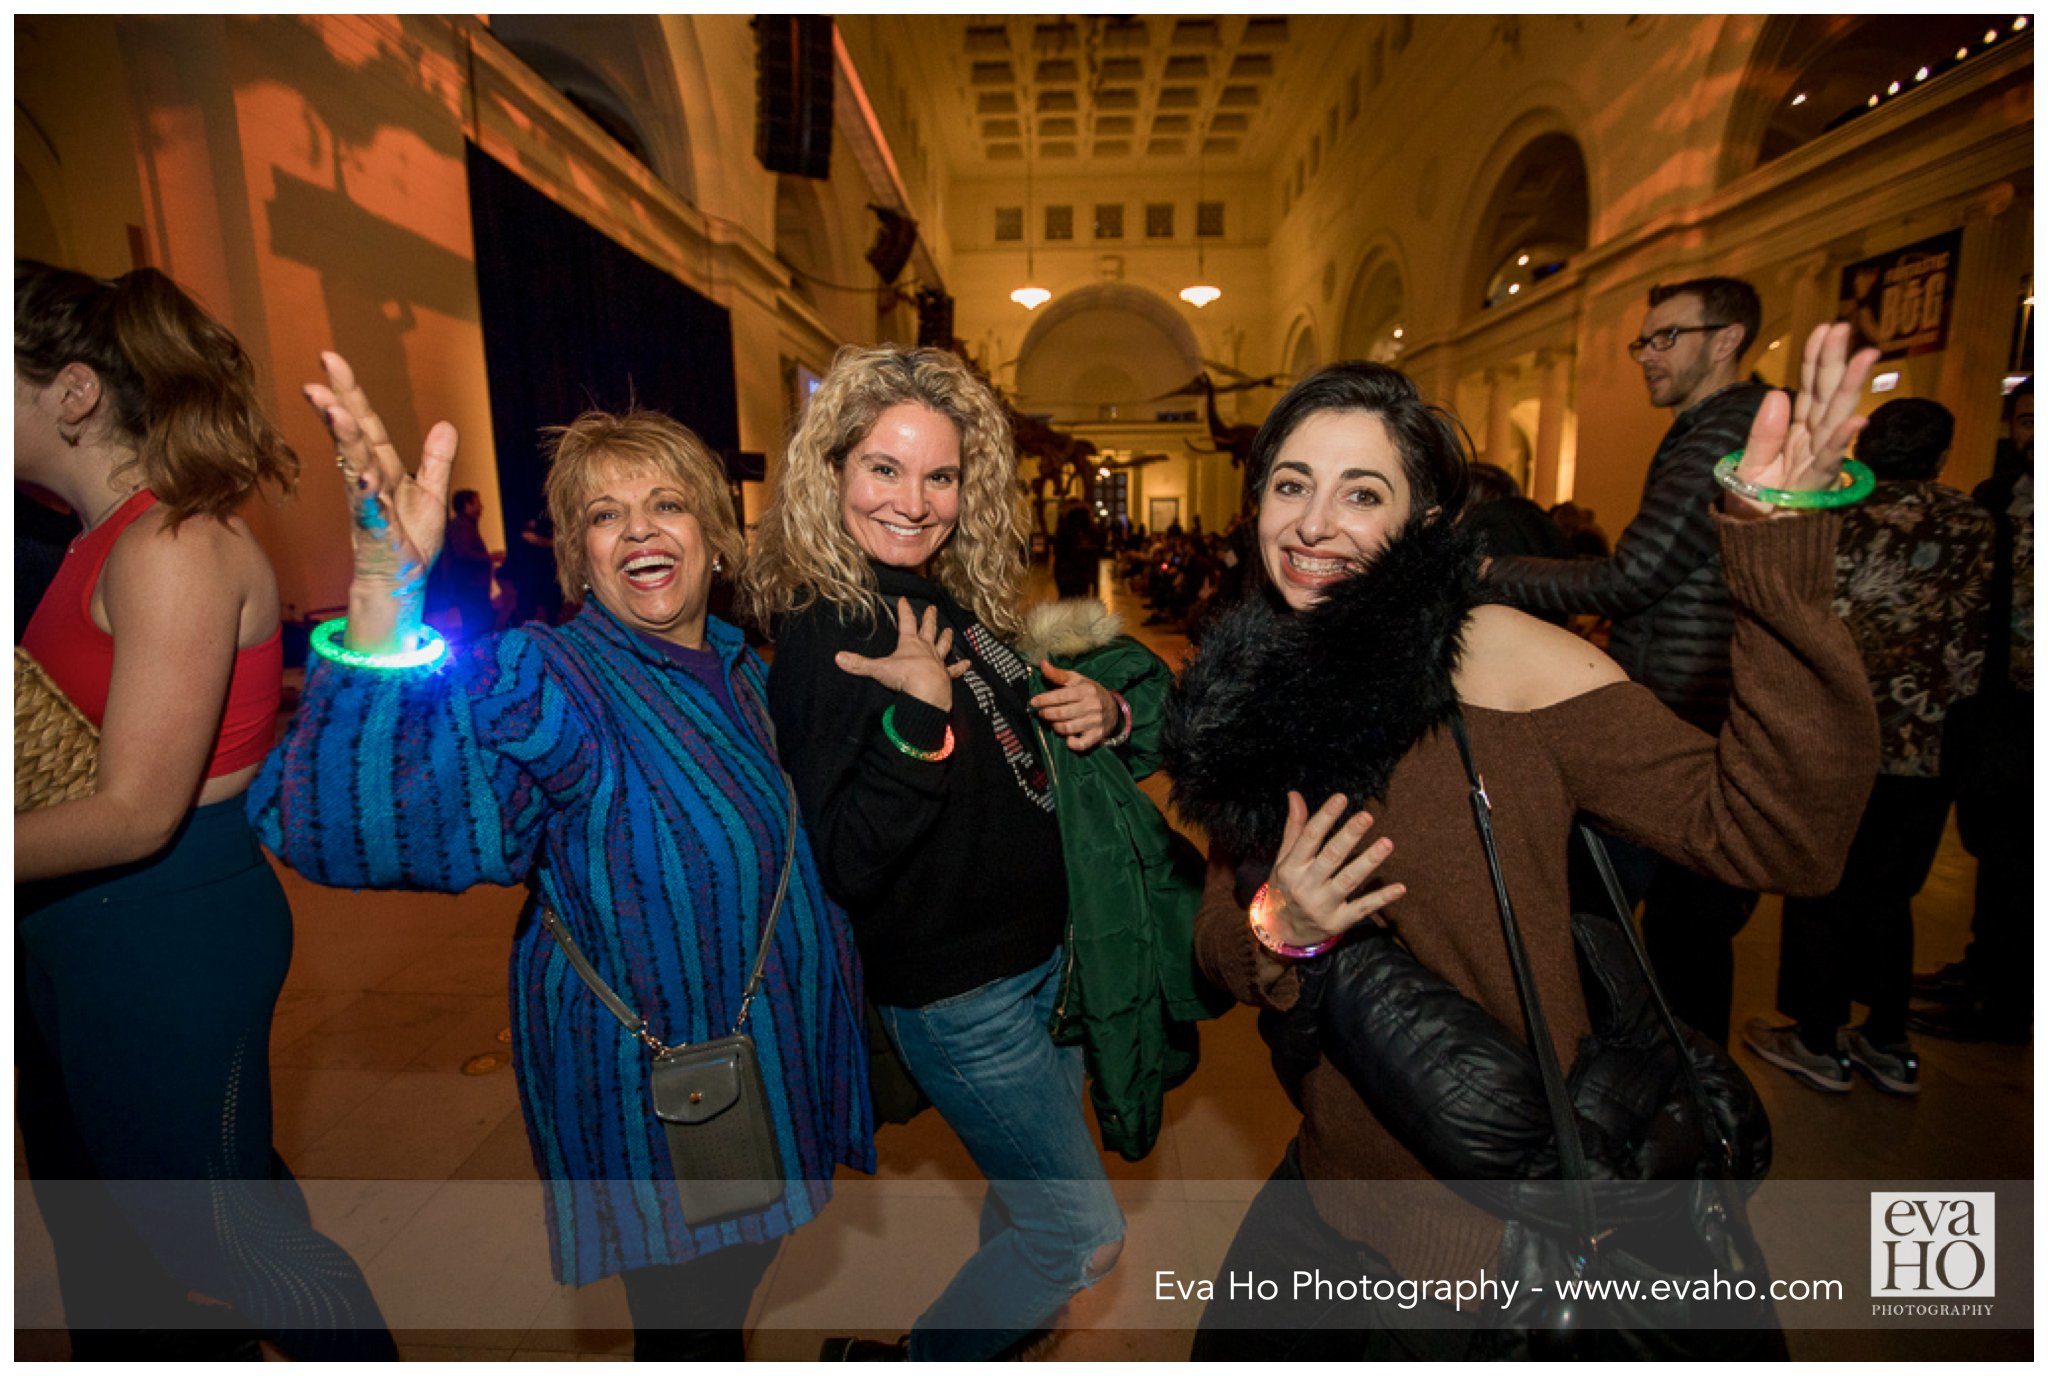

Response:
(1243, 361), (1472, 526)
(15, 259), (297, 525)
(1855, 397), (1955, 481)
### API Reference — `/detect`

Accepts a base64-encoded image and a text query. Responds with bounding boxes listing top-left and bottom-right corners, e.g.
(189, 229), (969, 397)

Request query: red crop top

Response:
(20, 490), (282, 778)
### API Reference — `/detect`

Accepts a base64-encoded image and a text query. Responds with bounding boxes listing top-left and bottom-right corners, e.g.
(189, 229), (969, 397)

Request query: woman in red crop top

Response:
(14, 260), (391, 1358)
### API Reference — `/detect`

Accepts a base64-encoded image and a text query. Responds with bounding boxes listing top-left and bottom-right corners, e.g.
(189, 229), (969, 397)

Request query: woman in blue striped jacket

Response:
(250, 355), (872, 1360)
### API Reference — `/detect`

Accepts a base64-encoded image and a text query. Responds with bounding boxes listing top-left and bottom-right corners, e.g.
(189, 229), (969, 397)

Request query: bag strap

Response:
(541, 775), (801, 1056)
(1576, 823), (1737, 1172)
(1445, 711), (1595, 1232)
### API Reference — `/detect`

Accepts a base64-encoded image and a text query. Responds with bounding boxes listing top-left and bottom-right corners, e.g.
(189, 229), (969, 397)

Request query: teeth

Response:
(880, 522), (924, 538)
(1287, 552), (1348, 575)
(623, 554), (675, 573)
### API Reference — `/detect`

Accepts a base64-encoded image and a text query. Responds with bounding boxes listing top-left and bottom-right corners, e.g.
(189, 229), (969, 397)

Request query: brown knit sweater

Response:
(1193, 513), (1879, 1284)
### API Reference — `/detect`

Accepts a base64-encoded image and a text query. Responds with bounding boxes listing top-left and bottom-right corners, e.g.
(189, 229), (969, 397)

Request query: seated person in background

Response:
(1463, 463), (1575, 626)
(1549, 499), (1612, 557)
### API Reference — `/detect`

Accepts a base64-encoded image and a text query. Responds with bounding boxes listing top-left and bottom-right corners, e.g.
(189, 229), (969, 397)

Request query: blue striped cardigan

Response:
(249, 601), (874, 1285)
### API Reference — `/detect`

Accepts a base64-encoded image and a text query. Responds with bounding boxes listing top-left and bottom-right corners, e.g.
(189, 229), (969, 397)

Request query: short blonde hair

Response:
(543, 409), (744, 599)
(741, 345), (1027, 639)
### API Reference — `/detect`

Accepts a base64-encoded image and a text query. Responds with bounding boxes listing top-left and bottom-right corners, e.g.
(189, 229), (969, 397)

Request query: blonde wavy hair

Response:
(742, 344), (1027, 640)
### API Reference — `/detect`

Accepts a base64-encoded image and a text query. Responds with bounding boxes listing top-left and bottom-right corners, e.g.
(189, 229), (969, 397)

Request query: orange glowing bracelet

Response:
(1248, 881), (1337, 960)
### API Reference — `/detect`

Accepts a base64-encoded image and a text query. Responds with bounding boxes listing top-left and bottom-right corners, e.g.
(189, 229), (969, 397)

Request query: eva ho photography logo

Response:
(1869, 1192), (1994, 1298)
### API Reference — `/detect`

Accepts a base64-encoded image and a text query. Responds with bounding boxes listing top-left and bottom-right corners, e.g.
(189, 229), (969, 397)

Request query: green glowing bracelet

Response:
(309, 617), (449, 672)
(881, 702), (955, 762)
(1714, 452), (1875, 510)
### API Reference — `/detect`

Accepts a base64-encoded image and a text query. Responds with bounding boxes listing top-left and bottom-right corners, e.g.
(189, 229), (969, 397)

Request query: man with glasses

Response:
(1485, 276), (1771, 1047)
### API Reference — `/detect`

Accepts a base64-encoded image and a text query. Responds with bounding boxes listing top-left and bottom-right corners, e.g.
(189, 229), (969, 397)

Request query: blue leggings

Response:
(16, 799), (393, 1359)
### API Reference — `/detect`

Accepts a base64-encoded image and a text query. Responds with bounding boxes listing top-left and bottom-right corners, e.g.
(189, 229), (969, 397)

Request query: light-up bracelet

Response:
(1713, 452), (1875, 510)
(309, 617), (449, 673)
(882, 702), (956, 762)
(1248, 881), (1337, 960)
(1103, 692), (1134, 749)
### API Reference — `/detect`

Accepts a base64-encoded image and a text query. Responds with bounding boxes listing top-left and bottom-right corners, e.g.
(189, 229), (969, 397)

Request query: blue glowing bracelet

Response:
(309, 617), (449, 672)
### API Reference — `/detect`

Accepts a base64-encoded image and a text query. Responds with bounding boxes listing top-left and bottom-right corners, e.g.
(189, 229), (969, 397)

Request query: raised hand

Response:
(1030, 660), (1121, 752)
(303, 351), (458, 652)
(833, 598), (968, 711)
(1729, 322), (1880, 516)
(1261, 791), (1406, 950)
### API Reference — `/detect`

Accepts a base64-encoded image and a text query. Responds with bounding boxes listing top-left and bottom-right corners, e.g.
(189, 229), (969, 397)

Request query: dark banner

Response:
(1838, 230), (1963, 361)
(464, 142), (741, 548)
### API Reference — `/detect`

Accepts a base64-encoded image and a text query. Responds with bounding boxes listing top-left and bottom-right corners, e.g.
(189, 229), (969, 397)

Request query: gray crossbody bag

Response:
(539, 779), (799, 1227)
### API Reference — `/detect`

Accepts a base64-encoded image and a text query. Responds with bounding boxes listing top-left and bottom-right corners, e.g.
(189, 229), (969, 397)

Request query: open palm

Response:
(303, 351), (457, 590)
(1733, 322), (1880, 509)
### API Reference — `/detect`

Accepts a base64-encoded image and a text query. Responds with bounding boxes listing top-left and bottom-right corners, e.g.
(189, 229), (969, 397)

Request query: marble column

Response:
(1530, 345), (1575, 506)
(1935, 182), (2026, 493)
(1482, 364), (1520, 473)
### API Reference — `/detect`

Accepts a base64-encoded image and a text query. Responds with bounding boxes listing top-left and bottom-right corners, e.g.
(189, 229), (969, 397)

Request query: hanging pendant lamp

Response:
(1012, 112), (1050, 310)
(1179, 145), (1220, 307)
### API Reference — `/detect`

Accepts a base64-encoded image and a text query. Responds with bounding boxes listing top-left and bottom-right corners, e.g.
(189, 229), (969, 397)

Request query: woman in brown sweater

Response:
(1165, 327), (1881, 1359)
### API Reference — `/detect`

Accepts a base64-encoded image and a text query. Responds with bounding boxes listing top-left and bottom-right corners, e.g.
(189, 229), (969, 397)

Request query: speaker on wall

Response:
(754, 16), (834, 180)
(915, 287), (955, 351)
(865, 204), (919, 285)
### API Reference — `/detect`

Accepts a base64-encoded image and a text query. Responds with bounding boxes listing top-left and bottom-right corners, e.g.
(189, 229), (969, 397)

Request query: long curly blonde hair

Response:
(742, 344), (1028, 640)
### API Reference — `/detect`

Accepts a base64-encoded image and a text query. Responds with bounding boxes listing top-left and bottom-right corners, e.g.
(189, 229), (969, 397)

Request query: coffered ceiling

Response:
(883, 15), (1352, 175)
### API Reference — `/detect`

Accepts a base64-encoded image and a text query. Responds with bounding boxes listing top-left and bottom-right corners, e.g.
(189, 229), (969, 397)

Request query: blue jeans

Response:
(877, 947), (1124, 1360)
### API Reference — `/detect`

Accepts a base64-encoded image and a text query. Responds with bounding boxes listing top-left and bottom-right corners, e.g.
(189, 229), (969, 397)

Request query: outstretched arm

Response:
(302, 351), (457, 655)
(1541, 325), (1883, 894)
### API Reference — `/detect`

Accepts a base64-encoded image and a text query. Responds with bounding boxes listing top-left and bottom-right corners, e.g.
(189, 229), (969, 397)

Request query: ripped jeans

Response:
(877, 946), (1125, 1360)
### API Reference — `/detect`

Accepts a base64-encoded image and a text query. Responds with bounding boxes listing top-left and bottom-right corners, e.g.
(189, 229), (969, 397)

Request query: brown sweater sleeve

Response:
(1536, 511), (1880, 896)
(1192, 850), (1305, 1011)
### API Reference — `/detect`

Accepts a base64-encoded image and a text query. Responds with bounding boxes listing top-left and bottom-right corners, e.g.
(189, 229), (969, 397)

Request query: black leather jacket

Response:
(1488, 382), (1770, 732)
(1268, 907), (1770, 1224)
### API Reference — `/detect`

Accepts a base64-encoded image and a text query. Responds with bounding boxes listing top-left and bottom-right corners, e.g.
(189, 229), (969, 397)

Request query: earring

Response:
(711, 557), (723, 574)
(59, 423), (80, 448)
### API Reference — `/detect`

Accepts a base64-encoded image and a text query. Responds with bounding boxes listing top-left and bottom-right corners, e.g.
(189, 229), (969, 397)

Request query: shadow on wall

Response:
(228, 13), (481, 454)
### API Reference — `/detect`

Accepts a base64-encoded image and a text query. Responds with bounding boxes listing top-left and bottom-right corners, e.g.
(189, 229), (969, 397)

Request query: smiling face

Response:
(837, 402), (963, 571)
(1256, 409), (1415, 611)
(578, 461), (714, 647)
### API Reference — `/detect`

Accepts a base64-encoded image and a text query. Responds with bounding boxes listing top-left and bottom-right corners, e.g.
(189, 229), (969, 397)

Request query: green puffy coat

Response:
(1021, 601), (1232, 1161)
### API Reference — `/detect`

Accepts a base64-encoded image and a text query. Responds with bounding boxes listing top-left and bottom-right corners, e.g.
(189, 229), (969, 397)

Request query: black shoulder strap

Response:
(1446, 711), (1592, 1200)
(1576, 823), (1736, 1171)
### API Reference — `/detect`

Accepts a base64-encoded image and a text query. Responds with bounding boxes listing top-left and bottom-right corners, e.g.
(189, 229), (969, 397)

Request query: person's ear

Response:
(55, 362), (104, 426)
(1711, 325), (1744, 367)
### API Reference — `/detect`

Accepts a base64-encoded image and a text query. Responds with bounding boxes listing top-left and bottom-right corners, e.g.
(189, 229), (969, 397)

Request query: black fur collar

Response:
(1162, 517), (1482, 862)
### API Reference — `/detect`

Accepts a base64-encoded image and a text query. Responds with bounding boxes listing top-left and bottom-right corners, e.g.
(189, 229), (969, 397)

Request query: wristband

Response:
(1103, 692), (1134, 749)
(310, 617), (449, 672)
(1713, 452), (1874, 510)
(882, 702), (955, 762)
(1248, 881), (1337, 960)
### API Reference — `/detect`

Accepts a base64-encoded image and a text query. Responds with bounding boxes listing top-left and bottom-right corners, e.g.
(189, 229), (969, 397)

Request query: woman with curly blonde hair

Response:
(745, 344), (1130, 1359)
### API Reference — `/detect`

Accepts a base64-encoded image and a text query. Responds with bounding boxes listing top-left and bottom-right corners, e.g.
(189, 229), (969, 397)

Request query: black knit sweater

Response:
(765, 563), (1068, 1006)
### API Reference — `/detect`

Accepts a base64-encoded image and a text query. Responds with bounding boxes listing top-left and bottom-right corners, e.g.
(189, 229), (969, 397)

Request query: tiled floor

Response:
(15, 563), (2031, 1361)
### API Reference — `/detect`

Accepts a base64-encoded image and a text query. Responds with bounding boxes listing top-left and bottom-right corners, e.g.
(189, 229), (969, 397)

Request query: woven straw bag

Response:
(16, 646), (99, 811)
